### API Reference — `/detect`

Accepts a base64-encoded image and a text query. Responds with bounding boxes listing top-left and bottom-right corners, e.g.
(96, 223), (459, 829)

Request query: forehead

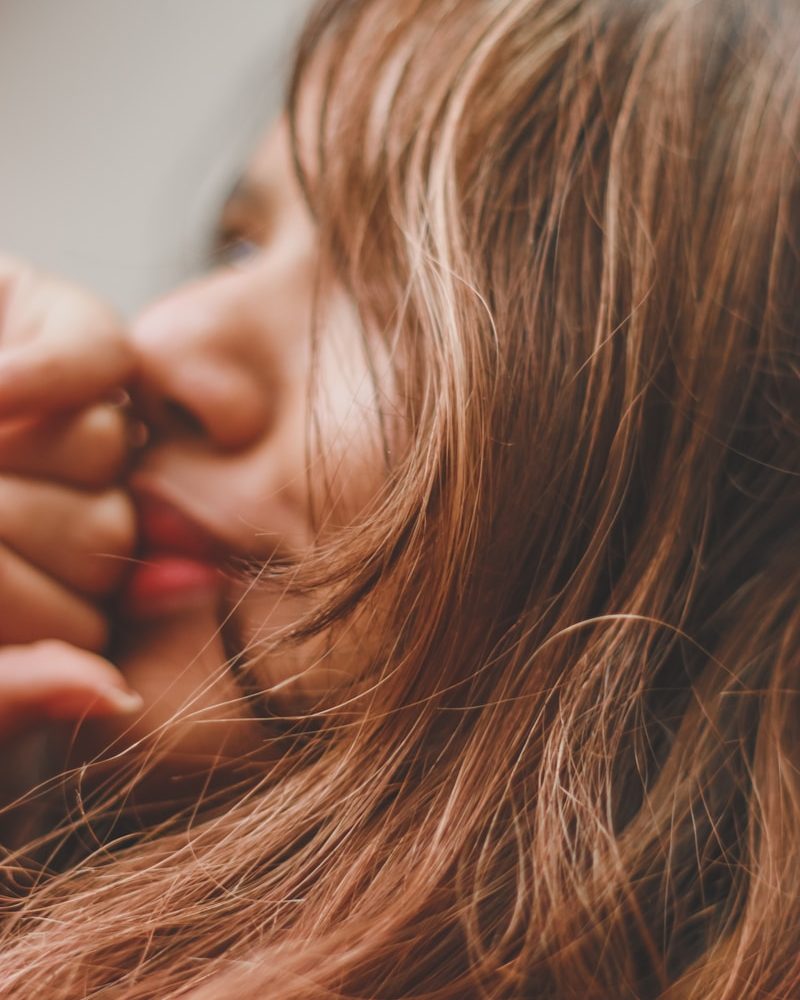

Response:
(245, 37), (333, 186)
(233, 36), (401, 222)
(241, 118), (295, 195)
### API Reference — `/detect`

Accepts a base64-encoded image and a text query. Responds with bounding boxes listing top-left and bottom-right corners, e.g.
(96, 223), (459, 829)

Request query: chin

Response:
(64, 597), (269, 801)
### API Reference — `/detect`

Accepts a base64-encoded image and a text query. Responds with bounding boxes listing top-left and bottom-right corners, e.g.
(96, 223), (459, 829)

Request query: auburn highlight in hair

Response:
(0, 0), (798, 997)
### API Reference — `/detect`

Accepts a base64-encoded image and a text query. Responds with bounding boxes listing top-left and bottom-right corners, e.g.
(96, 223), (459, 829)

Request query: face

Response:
(77, 119), (397, 778)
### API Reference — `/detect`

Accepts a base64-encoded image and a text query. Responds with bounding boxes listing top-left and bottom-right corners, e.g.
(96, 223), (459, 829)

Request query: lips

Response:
(119, 492), (225, 621)
(135, 492), (221, 561)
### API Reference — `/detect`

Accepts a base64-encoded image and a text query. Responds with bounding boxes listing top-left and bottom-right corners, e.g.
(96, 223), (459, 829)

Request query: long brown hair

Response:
(0, 0), (798, 996)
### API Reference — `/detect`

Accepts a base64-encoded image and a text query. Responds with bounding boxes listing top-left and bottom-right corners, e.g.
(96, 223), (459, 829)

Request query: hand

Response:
(0, 257), (143, 742)
(0, 641), (142, 744)
(0, 403), (136, 650)
(0, 255), (135, 419)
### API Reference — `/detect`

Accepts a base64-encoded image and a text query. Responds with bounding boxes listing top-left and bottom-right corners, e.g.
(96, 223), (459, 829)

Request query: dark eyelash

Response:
(210, 229), (260, 269)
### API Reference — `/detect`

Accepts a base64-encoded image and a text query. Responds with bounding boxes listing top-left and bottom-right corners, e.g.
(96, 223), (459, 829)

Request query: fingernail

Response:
(126, 418), (150, 449)
(108, 388), (132, 408)
(98, 687), (145, 715)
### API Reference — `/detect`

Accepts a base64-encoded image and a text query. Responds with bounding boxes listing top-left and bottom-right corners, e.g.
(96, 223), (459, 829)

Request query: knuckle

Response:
(75, 405), (129, 483)
(84, 490), (137, 559)
(70, 291), (134, 363)
(48, 279), (135, 373)
(64, 282), (119, 329)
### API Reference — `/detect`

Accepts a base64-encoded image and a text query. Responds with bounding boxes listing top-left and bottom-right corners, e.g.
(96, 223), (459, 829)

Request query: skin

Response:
(0, 120), (395, 779)
(0, 258), (141, 741)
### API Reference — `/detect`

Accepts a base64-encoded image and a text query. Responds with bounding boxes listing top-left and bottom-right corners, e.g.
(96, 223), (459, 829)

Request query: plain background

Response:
(0, 1), (312, 316)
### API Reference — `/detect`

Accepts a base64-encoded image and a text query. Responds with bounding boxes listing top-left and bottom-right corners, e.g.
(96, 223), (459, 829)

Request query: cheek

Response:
(311, 310), (401, 529)
(223, 577), (385, 713)
(222, 582), (333, 707)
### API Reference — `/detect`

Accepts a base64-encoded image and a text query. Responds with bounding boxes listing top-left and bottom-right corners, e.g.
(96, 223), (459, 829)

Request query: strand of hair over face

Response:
(0, 0), (797, 996)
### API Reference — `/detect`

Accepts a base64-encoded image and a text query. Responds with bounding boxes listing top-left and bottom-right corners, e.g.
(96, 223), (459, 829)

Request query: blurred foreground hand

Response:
(0, 256), (143, 745)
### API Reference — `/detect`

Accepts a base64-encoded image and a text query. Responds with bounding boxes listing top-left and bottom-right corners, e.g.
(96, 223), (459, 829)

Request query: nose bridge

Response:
(131, 270), (275, 450)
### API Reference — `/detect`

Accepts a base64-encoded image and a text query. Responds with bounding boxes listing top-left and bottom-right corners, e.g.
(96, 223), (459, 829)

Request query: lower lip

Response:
(120, 555), (221, 620)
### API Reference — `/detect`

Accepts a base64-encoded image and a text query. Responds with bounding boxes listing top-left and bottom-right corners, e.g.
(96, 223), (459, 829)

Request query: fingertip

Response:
(42, 688), (143, 722)
(91, 686), (145, 717)
(0, 642), (144, 736)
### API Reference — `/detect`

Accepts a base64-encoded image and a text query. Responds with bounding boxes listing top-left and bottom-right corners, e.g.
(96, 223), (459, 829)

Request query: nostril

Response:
(162, 399), (207, 439)
(133, 391), (209, 444)
(129, 361), (270, 452)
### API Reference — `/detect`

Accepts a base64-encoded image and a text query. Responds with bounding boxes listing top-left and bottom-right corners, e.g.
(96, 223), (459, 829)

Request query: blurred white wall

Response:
(0, 1), (312, 316)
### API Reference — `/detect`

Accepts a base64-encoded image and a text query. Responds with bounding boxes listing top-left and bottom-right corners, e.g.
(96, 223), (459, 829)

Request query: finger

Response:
(0, 403), (131, 489)
(0, 641), (143, 743)
(0, 338), (136, 420)
(0, 257), (136, 418)
(0, 543), (108, 650)
(0, 478), (136, 596)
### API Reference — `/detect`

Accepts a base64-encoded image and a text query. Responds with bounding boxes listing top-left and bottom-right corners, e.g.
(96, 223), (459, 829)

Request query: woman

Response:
(0, 0), (797, 996)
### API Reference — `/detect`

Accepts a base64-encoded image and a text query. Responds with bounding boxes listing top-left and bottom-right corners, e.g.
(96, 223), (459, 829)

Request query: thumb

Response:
(0, 641), (143, 743)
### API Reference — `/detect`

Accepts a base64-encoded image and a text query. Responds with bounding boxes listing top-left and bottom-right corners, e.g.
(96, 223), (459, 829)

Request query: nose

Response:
(129, 270), (275, 451)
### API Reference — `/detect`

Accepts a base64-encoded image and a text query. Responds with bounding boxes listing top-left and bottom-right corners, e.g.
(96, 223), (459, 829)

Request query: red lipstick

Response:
(120, 492), (223, 620)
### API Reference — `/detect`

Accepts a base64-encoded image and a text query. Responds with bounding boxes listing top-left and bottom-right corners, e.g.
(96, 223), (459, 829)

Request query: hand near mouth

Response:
(0, 256), (145, 746)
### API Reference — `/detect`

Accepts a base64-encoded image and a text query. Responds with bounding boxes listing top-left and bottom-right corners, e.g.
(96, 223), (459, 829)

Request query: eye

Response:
(213, 232), (262, 270)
